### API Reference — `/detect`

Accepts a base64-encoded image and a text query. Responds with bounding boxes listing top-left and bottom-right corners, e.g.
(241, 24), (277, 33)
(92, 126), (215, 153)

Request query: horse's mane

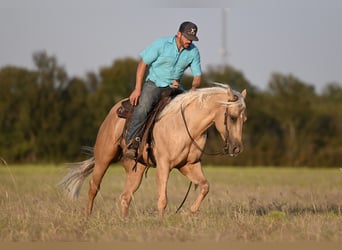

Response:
(159, 83), (244, 118)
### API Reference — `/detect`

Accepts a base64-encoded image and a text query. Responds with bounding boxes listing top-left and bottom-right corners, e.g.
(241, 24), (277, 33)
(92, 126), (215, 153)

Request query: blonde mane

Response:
(159, 83), (245, 119)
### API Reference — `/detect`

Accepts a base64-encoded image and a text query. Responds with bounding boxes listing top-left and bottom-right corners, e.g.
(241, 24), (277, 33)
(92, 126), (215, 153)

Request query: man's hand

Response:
(172, 80), (180, 89)
(130, 60), (146, 106)
(129, 89), (141, 106)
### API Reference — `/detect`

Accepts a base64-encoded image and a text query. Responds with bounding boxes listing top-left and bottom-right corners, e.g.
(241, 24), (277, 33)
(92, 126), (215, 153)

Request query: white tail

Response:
(58, 156), (95, 199)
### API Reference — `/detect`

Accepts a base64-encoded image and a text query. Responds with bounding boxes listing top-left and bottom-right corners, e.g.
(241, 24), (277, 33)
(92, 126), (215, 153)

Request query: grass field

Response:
(0, 164), (341, 242)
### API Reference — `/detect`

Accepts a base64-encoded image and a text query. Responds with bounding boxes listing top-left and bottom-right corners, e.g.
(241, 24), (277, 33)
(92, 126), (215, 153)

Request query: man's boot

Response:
(124, 137), (140, 159)
(125, 147), (137, 159)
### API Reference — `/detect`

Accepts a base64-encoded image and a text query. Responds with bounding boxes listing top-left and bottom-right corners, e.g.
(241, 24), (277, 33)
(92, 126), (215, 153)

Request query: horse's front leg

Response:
(178, 162), (209, 213)
(156, 165), (171, 219)
(119, 160), (146, 218)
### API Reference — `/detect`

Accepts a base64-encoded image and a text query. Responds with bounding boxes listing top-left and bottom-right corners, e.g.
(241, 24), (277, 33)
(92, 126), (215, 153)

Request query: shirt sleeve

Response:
(139, 38), (162, 65)
(190, 47), (202, 76)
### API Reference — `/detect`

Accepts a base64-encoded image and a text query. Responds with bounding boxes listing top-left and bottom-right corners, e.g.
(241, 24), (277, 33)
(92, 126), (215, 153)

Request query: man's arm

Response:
(129, 60), (147, 106)
(191, 75), (201, 91)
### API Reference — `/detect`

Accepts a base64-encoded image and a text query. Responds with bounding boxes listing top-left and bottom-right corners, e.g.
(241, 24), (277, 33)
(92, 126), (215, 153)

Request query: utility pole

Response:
(219, 8), (229, 66)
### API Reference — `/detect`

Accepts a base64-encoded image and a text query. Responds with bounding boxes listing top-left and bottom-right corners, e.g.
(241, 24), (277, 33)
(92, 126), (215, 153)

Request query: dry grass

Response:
(0, 164), (341, 242)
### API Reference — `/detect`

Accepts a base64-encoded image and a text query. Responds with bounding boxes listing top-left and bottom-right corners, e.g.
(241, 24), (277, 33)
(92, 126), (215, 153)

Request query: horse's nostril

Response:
(233, 147), (240, 154)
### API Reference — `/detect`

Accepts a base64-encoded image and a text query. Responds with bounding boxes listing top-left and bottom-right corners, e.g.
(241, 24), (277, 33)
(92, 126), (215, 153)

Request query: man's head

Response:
(178, 21), (199, 41)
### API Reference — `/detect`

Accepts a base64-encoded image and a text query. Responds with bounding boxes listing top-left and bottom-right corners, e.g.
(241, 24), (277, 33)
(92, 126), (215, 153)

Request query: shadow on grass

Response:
(231, 202), (342, 216)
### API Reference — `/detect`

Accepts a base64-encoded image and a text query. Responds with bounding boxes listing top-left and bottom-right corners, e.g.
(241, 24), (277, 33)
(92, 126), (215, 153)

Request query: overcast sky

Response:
(1, 0), (341, 92)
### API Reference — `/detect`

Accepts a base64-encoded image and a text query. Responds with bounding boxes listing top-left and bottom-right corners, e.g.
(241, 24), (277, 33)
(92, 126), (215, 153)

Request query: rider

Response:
(125, 21), (202, 159)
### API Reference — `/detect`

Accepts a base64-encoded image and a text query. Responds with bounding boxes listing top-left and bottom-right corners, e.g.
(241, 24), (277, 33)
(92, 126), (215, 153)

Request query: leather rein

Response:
(175, 100), (231, 214)
(176, 96), (239, 214)
(180, 99), (232, 156)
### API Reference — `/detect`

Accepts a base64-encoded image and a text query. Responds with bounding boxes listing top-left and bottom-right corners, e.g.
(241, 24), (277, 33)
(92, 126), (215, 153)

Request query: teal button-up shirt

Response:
(140, 36), (202, 87)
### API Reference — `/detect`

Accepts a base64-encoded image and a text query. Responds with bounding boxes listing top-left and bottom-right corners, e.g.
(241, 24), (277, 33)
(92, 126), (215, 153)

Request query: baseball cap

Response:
(179, 21), (199, 41)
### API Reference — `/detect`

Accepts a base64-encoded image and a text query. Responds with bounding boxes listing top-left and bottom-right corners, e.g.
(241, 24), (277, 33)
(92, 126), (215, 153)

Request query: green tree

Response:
(59, 77), (95, 160)
(266, 73), (318, 166)
(31, 51), (68, 162)
(0, 67), (38, 162)
(313, 82), (342, 166)
(1, 53), (341, 167)
(243, 91), (284, 166)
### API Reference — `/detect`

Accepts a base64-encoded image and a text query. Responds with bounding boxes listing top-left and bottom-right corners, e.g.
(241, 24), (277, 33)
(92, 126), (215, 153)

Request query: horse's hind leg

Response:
(87, 161), (110, 215)
(178, 162), (209, 214)
(87, 144), (121, 215)
(119, 160), (146, 218)
(87, 105), (125, 215)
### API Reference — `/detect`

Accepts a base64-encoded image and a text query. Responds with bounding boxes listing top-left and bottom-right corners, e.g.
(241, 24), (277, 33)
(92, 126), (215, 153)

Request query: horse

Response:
(59, 83), (247, 219)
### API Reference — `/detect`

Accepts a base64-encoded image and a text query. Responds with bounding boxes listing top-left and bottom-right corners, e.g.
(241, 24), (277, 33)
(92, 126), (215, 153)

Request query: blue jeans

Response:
(126, 81), (170, 145)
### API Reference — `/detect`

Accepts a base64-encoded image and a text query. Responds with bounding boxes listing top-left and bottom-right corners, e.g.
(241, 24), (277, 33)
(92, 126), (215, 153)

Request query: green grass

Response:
(0, 164), (341, 242)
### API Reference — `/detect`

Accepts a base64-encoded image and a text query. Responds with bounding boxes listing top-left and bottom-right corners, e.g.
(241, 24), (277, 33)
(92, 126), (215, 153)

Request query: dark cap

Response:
(179, 21), (199, 41)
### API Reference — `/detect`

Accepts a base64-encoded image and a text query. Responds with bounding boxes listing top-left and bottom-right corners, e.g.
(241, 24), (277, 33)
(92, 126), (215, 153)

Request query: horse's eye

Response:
(230, 116), (237, 122)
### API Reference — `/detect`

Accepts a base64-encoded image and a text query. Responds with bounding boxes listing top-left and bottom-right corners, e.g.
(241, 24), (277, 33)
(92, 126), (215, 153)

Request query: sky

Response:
(1, 0), (342, 92)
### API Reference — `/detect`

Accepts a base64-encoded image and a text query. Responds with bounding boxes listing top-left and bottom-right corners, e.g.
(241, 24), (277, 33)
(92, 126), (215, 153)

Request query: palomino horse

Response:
(59, 83), (247, 218)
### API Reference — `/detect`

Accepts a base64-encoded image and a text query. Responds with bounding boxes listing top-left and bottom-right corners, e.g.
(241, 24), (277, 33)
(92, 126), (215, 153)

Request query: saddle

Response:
(117, 99), (134, 120)
(116, 88), (182, 166)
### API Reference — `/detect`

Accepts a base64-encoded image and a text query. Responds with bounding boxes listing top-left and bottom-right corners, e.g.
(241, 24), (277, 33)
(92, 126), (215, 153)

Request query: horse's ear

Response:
(241, 89), (247, 98)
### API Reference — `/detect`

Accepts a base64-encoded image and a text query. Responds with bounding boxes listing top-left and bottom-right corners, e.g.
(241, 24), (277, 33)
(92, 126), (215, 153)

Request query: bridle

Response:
(222, 106), (231, 155)
(180, 96), (238, 156)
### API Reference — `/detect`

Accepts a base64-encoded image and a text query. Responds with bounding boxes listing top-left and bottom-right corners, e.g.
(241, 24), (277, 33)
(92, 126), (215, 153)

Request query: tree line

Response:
(0, 51), (341, 167)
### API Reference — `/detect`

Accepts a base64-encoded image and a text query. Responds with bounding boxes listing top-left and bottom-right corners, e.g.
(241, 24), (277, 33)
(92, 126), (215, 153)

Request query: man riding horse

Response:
(59, 21), (247, 219)
(125, 21), (202, 159)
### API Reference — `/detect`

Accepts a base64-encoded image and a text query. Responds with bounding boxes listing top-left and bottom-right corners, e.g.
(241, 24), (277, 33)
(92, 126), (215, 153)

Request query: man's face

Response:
(178, 32), (193, 49)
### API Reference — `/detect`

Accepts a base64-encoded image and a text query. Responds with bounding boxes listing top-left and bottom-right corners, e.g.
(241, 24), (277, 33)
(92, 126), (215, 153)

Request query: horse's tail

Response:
(58, 147), (95, 200)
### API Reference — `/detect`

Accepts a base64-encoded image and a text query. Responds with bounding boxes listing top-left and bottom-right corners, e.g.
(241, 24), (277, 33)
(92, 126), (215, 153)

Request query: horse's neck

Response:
(183, 98), (217, 136)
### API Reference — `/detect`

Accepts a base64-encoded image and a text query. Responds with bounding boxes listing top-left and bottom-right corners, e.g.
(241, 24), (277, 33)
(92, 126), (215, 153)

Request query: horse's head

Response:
(214, 84), (247, 156)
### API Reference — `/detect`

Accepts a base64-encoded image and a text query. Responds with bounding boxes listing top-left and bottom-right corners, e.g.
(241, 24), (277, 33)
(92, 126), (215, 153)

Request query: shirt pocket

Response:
(157, 56), (177, 67)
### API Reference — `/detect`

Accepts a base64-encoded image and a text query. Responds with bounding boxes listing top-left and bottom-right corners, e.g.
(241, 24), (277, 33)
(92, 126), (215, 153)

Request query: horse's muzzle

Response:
(224, 141), (244, 157)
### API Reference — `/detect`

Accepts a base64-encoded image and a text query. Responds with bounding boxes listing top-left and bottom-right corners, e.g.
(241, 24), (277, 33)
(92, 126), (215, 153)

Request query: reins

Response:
(180, 104), (229, 156)
(175, 181), (193, 214)
(175, 103), (230, 213)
